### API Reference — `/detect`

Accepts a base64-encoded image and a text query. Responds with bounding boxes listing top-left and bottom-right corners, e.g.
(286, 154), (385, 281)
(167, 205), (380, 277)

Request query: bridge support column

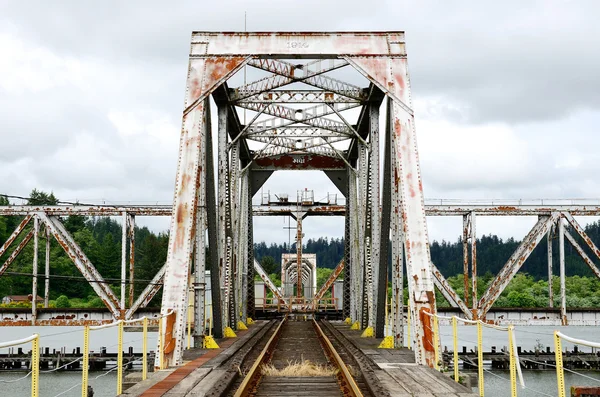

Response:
(376, 99), (392, 339)
(32, 216), (39, 325)
(357, 143), (368, 329)
(348, 169), (360, 322)
(44, 226), (50, 308)
(128, 214), (136, 308)
(558, 217), (567, 325)
(367, 103), (381, 331)
(548, 224), (554, 308)
(246, 174), (255, 320)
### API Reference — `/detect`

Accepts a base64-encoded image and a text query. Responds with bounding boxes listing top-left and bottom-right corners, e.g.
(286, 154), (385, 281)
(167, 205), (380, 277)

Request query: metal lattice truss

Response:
(157, 31), (433, 368)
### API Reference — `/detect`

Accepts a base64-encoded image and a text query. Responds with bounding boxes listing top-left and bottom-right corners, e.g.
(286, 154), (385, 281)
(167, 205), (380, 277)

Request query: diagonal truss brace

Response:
(477, 213), (560, 318)
(253, 259), (286, 304)
(0, 230), (34, 277)
(0, 214), (33, 258)
(431, 263), (473, 319)
(563, 212), (600, 279)
(38, 213), (121, 317)
(240, 102), (359, 136)
(126, 263), (166, 319)
(242, 59), (366, 101)
(314, 260), (345, 301)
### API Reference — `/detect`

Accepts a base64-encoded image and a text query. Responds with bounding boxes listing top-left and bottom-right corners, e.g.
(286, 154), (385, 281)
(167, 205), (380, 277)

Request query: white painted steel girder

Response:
(344, 54), (436, 366)
(160, 53), (249, 367)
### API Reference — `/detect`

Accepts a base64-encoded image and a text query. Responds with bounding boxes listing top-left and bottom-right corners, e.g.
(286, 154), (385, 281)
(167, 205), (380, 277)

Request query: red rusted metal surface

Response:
(571, 386), (600, 396)
(253, 154), (346, 170)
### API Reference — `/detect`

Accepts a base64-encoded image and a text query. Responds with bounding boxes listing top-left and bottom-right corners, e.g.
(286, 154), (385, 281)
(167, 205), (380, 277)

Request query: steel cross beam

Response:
(314, 260), (345, 301)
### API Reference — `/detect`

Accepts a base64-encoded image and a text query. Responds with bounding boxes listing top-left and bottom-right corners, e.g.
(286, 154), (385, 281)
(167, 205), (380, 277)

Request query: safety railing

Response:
(0, 311), (173, 397)
(425, 312), (524, 397)
(0, 334), (39, 397)
(555, 332), (600, 397)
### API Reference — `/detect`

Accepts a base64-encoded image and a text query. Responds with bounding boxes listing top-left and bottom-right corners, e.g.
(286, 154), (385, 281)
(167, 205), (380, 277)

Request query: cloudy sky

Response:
(1, 0), (599, 245)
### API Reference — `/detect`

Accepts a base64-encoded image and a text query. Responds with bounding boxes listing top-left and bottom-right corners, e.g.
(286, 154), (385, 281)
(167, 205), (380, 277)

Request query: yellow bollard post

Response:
(117, 320), (123, 395)
(82, 326), (90, 397)
(554, 331), (565, 397)
(31, 335), (39, 397)
(407, 309), (412, 350)
(433, 314), (440, 371)
(477, 321), (484, 396)
(452, 316), (459, 383)
(158, 316), (164, 370)
(142, 317), (148, 381)
(508, 325), (517, 397)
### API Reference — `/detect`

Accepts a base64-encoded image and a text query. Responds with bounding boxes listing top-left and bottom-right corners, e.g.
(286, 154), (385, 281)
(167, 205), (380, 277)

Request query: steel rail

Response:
(234, 317), (286, 397)
(313, 319), (363, 397)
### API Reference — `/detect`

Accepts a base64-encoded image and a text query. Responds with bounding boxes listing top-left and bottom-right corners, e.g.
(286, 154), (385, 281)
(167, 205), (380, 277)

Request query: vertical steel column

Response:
(32, 216), (39, 325)
(217, 104), (231, 329)
(237, 170), (249, 322)
(343, 182), (351, 319)
(548, 225), (554, 308)
(121, 212), (128, 313)
(462, 214), (470, 307)
(44, 226), (50, 308)
(193, 110), (208, 347)
(358, 143), (368, 329)
(558, 217), (567, 325)
(390, 98), (404, 347)
(369, 103), (381, 333)
(376, 100), (391, 339)
(128, 214), (135, 308)
(229, 142), (240, 326)
(296, 215), (303, 298)
(389, 100), (437, 366)
(348, 170), (359, 321)
(246, 173), (256, 320)
(205, 102), (223, 339)
(470, 212), (477, 312)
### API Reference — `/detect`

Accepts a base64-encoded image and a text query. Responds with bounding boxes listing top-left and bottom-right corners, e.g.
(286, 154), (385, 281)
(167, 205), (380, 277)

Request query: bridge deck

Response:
(124, 320), (477, 397)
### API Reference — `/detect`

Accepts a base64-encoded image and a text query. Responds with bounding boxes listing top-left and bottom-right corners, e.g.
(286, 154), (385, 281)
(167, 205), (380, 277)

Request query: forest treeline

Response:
(1, 190), (600, 308)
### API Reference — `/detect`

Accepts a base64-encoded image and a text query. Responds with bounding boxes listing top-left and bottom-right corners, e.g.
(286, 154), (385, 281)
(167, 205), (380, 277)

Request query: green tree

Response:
(261, 256), (276, 274)
(55, 295), (71, 308)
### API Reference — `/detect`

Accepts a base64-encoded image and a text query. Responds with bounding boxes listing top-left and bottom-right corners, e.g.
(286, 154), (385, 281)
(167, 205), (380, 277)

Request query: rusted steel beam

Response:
(190, 31), (406, 58)
(4, 204), (600, 217)
(44, 226), (50, 308)
(126, 263), (165, 319)
(471, 212), (477, 310)
(425, 205), (600, 216)
(477, 213), (559, 318)
(160, 53), (249, 367)
(253, 259), (285, 303)
(38, 213), (121, 317)
(462, 214), (470, 307)
(346, 54), (436, 366)
(559, 218), (567, 325)
(128, 213), (135, 308)
(314, 260), (345, 301)
(0, 214), (32, 257)
(238, 90), (361, 104)
(431, 263), (472, 319)
(548, 224), (554, 308)
(0, 206), (170, 216)
(0, 230), (34, 277)
(32, 217), (39, 325)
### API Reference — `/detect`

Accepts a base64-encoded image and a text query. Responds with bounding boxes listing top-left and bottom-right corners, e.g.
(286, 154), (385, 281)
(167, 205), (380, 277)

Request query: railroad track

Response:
(233, 317), (366, 397)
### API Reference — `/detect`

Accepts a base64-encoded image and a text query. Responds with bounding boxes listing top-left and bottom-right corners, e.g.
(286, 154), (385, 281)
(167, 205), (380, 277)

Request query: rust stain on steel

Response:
(0, 318), (160, 326)
(253, 154), (346, 170)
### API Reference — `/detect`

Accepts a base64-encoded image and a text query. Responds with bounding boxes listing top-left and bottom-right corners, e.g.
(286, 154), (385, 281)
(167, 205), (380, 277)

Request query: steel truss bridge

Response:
(1, 32), (600, 370)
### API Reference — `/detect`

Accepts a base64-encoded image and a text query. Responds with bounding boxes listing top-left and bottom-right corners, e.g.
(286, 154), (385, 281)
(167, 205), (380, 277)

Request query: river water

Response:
(0, 325), (598, 396)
